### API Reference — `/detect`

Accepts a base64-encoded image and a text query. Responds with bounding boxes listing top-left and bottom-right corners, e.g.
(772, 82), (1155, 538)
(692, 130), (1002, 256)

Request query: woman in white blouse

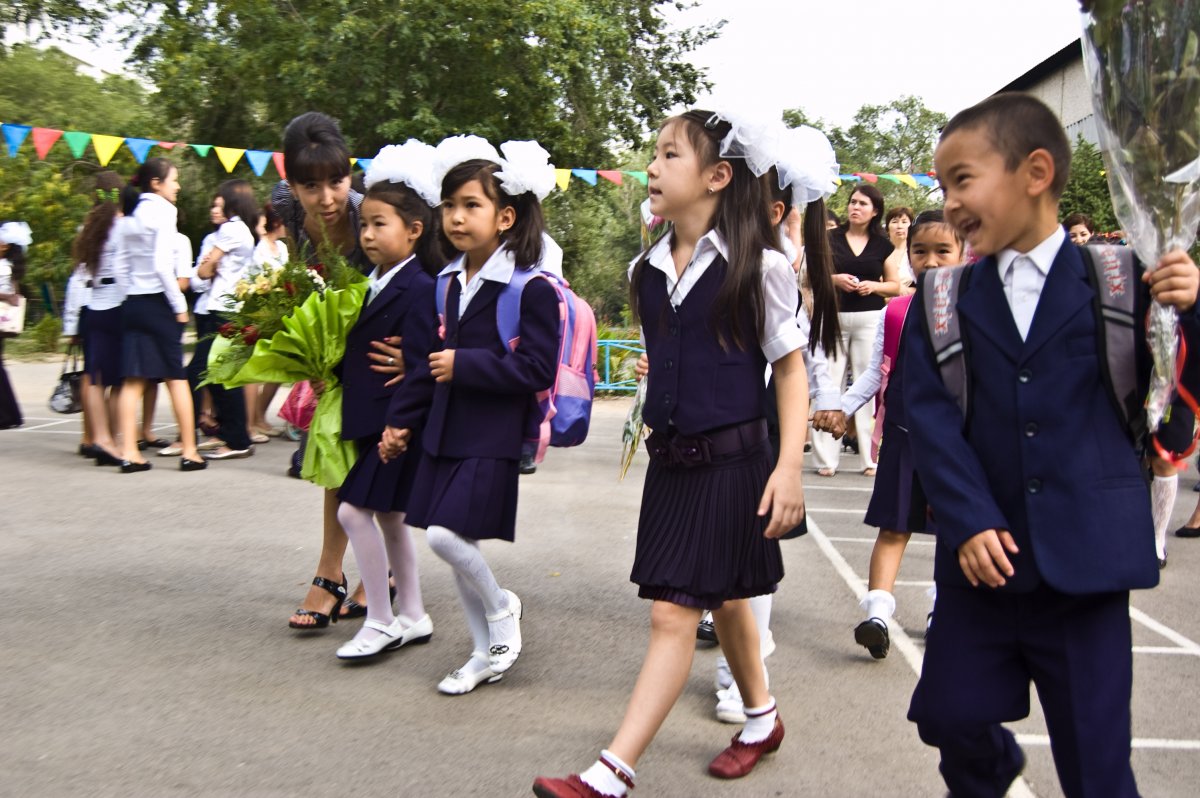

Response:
(0, 221), (30, 429)
(114, 158), (205, 471)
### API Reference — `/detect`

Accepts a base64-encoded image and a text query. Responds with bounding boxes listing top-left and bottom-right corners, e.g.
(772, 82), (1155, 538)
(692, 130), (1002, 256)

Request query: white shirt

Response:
(997, 226), (1066, 340)
(441, 245), (518, 319)
(253, 237), (288, 272)
(118, 193), (188, 314)
(191, 233), (216, 314)
(207, 217), (255, 313)
(172, 232), (193, 281)
(538, 233), (564, 278)
(62, 265), (88, 337)
(367, 255), (415, 304)
(85, 217), (131, 312)
(841, 315), (887, 416)
(627, 229), (806, 363)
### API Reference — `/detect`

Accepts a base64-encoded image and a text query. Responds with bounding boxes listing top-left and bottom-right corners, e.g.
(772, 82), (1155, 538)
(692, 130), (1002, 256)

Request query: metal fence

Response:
(596, 338), (643, 393)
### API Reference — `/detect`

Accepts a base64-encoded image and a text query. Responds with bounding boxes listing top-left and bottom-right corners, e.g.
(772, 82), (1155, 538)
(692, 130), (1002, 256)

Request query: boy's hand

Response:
(430, 350), (455, 382)
(1145, 250), (1200, 312)
(758, 466), (806, 539)
(958, 529), (1019, 588)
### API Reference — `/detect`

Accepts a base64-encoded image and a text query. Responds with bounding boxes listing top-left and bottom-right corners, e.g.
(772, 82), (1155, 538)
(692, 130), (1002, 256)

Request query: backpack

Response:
(436, 267), (598, 463)
(920, 244), (1146, 446)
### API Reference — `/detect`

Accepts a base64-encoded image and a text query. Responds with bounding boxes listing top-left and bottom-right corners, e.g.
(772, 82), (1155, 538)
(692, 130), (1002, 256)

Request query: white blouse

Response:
(0, 258), (13, 294)
(206, 217), (255, 313)
(119, 193), (187, 314)
(253, 237), (288, 272)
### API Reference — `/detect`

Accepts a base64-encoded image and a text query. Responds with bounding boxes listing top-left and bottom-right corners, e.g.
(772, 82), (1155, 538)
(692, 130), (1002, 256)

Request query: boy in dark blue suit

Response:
(904, 93), (1200, 797)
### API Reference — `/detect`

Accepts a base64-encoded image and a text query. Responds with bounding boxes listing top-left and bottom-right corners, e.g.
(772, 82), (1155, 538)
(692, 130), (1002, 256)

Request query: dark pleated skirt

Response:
(337, 432), (423, 513)
(0, 337), (20, 429)
(1155, 396), (1196, 454)
(632, 439), (783, 610)
(864, 422), (929, 533)
(121, 293), (185, 380)
(404, 453), (520, 541)
(82, 306), (124, 387)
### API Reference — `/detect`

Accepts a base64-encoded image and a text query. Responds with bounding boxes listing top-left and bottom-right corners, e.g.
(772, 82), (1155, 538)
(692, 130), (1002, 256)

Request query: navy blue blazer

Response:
(400, 274), (559, 460)
(338, 259), (437, 441)
(904, 241), (1199, 595)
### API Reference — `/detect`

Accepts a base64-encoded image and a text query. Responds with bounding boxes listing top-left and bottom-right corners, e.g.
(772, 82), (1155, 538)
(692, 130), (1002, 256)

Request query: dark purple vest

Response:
(639, 256), (767, 436)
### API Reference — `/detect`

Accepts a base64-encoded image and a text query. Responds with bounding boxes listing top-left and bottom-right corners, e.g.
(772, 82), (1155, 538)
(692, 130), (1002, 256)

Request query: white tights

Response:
(425, 525), (514, 656)
(337, 503), (424, 643)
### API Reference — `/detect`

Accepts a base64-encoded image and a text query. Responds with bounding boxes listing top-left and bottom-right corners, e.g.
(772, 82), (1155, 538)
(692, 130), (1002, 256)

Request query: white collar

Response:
(997, 225), (1065, 279)
(370, 254), (415, 294)
(640, 227), (728, 270)
(440, 244), (517, 285)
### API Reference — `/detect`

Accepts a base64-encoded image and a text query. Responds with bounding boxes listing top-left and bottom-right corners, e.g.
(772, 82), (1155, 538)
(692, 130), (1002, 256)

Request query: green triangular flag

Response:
(190, 144), (213, 157)
(624, 171), (648, 186)
(63, 130), (91, 159)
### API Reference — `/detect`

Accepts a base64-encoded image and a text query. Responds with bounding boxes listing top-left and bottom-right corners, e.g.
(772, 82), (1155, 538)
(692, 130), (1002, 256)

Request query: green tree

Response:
(1060, 135), (1118, 231)
(0, 1), (101, 36)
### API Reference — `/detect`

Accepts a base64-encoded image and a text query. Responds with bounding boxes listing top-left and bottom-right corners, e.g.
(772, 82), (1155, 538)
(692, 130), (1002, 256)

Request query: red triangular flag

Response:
(597, 170), (623, 186)
(272, 151), (287, 180)
(156, 141), (179, 150)
(31, 127), (63, 160)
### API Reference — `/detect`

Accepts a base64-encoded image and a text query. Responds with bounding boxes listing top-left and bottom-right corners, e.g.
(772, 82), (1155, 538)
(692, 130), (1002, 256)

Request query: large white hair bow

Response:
(495, 140), (557, 201)
(717, 113), (783, 178)
(0, 221), (32, 247)
(364, 140), (441, 207)
(433, 135), (502, 190)
(774, 125), (839, 206)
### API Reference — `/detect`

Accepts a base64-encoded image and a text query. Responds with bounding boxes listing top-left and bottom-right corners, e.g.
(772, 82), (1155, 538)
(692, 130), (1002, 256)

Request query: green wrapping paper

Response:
(203, 280), (369, 489)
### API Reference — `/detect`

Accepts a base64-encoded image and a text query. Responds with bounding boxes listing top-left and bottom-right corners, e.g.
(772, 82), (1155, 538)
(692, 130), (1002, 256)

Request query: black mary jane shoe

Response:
(79, 443), (102, 458)
(340, 580), (397, 620)
(119, 460), (153, 474)
(289, 575), (348, 630)
(180, 458), (208, 472)
(138, 438), (172, 451)
(93, 450), (124, 467)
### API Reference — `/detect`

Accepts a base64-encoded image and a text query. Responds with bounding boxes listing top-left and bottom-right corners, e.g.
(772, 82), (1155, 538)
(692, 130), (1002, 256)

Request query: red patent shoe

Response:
(707, 714), (785, 779)
(532, 774), (620, 798)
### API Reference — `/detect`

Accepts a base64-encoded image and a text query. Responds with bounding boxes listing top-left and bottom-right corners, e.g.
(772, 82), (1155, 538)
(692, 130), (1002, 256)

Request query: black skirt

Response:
(631, 435), (784, 610)
(83, 306), (124, 387)
(0, 337), (20, 429)
(404, 453), (520, 541)
(337, 432), (423, 513)
(863, 422), (929, 533)
(121, 293), (186, 380)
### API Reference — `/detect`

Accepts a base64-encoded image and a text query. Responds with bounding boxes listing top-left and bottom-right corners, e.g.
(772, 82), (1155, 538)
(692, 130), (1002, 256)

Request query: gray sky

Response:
(678, 0), (1084, 126)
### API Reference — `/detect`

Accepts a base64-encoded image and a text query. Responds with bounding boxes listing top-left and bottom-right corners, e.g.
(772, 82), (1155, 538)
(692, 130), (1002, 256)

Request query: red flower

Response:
(218, 322), (237, 338)
(311, 263), (326, 276)
(284, 281), (296, 296)
(241, 325), (260, 345)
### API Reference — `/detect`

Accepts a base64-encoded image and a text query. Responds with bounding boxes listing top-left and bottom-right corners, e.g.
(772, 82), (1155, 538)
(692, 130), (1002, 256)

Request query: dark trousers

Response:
(0, 337), (21, 429)
(187, 313), (250, 450)
(909, 583), (1138, 798)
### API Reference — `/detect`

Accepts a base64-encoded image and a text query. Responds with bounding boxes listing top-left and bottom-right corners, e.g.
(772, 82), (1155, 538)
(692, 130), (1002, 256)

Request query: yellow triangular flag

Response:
(896, 174), (919, 189)
(555, 168), (571, 192)
(91, 134), (124, 167)
(214, 146), (245, 173)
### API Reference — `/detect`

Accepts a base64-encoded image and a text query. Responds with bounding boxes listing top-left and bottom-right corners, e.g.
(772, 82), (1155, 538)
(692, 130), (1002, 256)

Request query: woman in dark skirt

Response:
(327, 145), (443, 660)
(535, 112), (810, 798)
(113, 158), (205, 472)
(826, 211), (964, 660)
(0, 224), (30, 430)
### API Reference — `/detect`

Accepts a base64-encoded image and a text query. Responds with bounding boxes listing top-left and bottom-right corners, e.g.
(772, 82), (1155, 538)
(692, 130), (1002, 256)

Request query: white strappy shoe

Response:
(437, 654), (503, 695)
(336, 619), (400, 660)
(486, 589), (523, 673)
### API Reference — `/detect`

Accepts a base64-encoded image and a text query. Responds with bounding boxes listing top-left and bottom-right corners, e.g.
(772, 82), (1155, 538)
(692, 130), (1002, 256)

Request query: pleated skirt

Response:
(337, 432), (423, 513)
(404, 453), (520, 541)
(82, 306), (124, 387)
(632, 439), (783, 610)
(121, 293), (186, 380)
(863, 422), (929, 533)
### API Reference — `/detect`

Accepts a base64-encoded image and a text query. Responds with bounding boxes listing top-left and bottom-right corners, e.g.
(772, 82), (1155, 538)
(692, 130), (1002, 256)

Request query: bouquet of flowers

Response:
(202, 251), (368, 488)
(620, 378), (647, 480)
(1080, 0), (1200, 430)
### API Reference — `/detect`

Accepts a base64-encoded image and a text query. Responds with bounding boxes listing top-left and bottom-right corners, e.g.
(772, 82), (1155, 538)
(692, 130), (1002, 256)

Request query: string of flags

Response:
(0, 121), (938, 190)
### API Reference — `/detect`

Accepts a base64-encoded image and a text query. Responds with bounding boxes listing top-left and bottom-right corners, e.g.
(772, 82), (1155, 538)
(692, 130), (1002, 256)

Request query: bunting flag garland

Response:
(0, 118), (943, 193)
(244, 149), (273, 177)
(214, 146), (245, 173)
(31, 127), (62, 160)
(90, 134), (125, 167)
(124, 137), (157, 164)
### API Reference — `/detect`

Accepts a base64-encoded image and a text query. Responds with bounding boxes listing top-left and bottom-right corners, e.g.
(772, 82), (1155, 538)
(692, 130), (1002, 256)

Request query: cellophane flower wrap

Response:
(1081, 0), (1200, 429)
(620, 378), (648, 480)
(203, 253), (368, 488)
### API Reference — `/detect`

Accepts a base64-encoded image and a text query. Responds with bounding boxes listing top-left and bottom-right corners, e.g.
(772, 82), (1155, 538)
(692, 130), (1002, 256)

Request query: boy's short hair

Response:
(1063, 212), (1095, 232)
(940, 93), (1071, 198)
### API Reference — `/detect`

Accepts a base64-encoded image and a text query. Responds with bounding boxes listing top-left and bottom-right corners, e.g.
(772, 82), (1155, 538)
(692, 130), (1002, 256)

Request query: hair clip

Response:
(704, 113), (723, 130)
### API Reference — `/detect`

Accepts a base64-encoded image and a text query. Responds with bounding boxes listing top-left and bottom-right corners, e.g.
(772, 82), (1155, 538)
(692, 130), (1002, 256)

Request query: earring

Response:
(707, 188), (714, 195)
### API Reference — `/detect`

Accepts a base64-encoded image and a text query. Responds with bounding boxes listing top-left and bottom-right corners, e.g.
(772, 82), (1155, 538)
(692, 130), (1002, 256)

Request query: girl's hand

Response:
(855, 280), (877, 296)
(1146, 250), (1200, 312)
(369, 336), (406, 387)
(430, 350), (455, 382)
(813, 410), (847, 438)
(311, 379), (326, 397)
(833, 273), (859, 293)
(758, 465), (806, 539)
(634, 352), (649, 381)
(378, 426), (411, 463)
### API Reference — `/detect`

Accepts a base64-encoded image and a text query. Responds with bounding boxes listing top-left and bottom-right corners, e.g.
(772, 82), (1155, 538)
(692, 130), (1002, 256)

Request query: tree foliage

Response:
(1060, 135), (1118, 231)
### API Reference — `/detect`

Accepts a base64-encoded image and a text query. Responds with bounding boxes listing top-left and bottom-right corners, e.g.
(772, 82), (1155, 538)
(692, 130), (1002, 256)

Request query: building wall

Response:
(1002, 48), (1099, 144)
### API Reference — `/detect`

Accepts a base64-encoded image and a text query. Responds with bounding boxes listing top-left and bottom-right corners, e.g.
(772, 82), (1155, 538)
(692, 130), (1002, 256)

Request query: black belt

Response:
(646, 418), (767, 467)
(86, 277), (116, 287)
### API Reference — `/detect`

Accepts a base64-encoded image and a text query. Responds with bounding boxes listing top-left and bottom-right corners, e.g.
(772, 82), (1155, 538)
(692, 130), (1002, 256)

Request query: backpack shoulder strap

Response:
(1079, 244), (1145, 443)
(434, 272), (453, 340)
(496, 267), (553, 352)
(920, 264), (974, 426)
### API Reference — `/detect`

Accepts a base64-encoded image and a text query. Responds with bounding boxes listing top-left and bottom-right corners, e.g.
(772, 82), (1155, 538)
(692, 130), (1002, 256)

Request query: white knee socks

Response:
(1152, 474), (1177, 561)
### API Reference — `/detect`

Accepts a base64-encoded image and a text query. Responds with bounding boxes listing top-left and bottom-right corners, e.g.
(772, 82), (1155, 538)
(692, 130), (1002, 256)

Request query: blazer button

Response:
(664, 359), (674, 370)
(1024, 422), (1038, 438)
(663, 393), (672, 405)
(669, 326), (679, 336)
(1027, 478), (1042, 494)
(1018, 369), (1032, 384)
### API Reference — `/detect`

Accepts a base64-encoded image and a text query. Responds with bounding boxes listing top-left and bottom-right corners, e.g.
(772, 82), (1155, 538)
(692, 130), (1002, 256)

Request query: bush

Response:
(31, 314), (62, 352)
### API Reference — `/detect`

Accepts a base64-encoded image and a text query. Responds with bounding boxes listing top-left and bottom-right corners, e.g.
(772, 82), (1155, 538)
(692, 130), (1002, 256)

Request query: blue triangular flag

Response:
(913, 174), (936, 188)
(356, 158), (373, 172)
(571, 169), (598, 186)
(124, 138), (156, 164)
(2, 124), (32, 157)
(244, 150), (273, 177)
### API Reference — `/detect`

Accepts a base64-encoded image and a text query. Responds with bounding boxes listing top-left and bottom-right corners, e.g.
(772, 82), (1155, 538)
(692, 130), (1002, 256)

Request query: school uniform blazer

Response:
(338, 260), (437, 441)
(412, 275), (559, 460)
(904, 241), (1200, 595)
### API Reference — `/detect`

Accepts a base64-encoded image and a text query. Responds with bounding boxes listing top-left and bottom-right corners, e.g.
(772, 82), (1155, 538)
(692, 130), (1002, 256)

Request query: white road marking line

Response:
(809, 514), (1039, 798)
(13, 419), (76, 431)
(1132, 646), (1200, 656)
(1017, 733), (1200, 751)
(1129, 607), (1200, 656)
(826, 535), (934, 546)
(806, 507), (868, 514)
(805, 484), (876, 493)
